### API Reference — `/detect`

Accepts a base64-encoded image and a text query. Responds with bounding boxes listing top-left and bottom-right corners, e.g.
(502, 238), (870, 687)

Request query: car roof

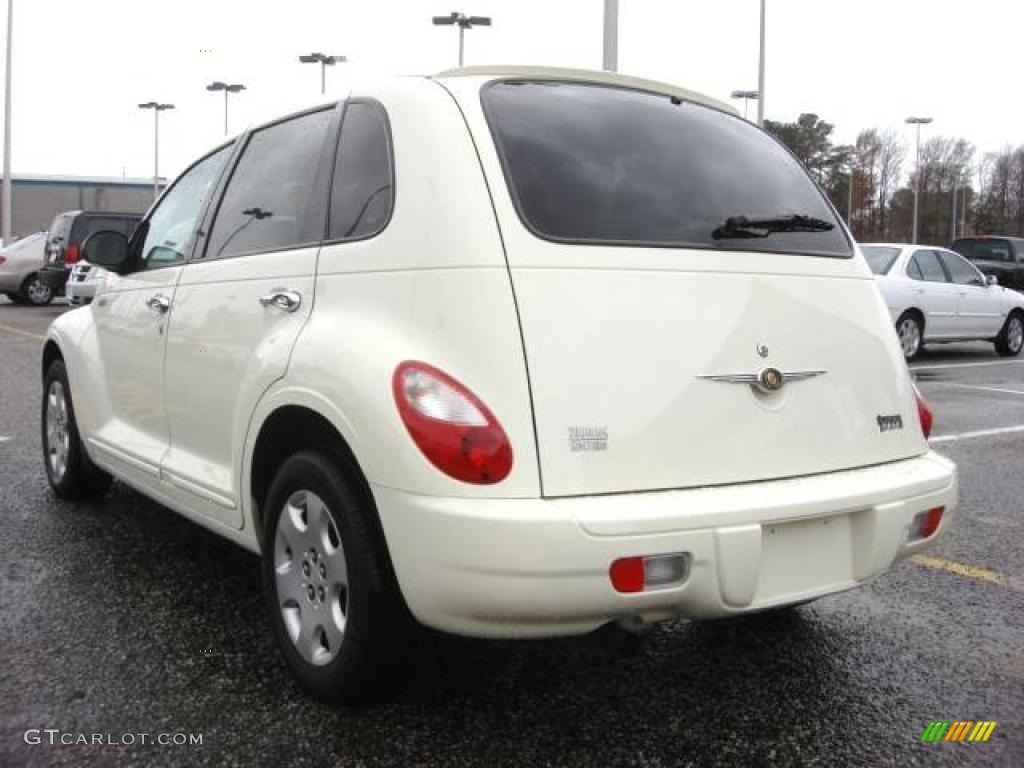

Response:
(433, 65), (737, 115)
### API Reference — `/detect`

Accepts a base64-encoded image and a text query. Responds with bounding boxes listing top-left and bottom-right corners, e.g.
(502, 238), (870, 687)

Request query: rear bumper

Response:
(373, 451), (957, 638)
(65, 278), (98, 301)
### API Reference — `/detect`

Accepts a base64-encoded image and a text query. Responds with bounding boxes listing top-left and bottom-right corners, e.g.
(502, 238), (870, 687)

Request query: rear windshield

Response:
(860, 246), (901, 275)
(46, 215), (72, 245)
(481, 80), (851, 258)
(951, 238), (1016, 263)
(70, 215), (140, 244)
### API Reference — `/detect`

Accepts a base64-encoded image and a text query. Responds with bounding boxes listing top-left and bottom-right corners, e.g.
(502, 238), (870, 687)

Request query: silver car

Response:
(0, 232), (53, 305)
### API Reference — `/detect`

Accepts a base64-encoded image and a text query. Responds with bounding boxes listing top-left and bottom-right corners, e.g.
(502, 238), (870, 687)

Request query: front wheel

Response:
(41, 359), (112, 498)
(20, 274), (54, 306)
(896, 312), (924, 361)
(995, 311), (1024, 357)
(261, 450), (419, 705)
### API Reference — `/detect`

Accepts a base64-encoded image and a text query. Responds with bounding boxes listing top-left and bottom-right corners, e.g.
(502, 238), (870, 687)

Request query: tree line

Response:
(763, 114), (1024, 245)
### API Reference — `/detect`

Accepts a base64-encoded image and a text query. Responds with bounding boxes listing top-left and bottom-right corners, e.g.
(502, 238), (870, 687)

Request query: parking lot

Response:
(1, 298), (1021, 767)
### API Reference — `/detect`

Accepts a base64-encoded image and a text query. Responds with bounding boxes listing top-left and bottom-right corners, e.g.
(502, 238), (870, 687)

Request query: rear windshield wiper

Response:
(712, 213), (835, 240)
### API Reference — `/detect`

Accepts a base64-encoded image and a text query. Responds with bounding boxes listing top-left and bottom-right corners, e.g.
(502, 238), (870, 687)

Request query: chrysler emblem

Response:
(758, 367), (784, 392)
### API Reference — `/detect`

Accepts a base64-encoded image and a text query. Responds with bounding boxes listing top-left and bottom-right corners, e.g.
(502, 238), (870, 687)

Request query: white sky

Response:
(1, 0), (1020, 181)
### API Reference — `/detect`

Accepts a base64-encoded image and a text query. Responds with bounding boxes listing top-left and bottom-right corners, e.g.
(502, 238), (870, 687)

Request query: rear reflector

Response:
(909, 506), (944, 541)
(610, 554), (689, 593)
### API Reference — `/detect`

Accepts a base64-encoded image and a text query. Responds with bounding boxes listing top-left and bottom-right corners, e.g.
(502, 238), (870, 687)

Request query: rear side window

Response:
(481, 80), (851, 257)
(952, 238), (1013, 263)
(911, 250), (949, 283)
(861, 246), (901, 275)
(205, 108), (333, 259)
(328, 101), (394, 240)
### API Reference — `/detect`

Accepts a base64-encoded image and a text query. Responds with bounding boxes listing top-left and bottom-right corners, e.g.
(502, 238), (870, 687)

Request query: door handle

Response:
(259, 290), (302, 313)
(147, 294), (171, 314)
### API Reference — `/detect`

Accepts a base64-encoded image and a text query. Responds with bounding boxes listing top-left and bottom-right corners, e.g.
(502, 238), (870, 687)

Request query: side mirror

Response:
(81, 230), (129, 272)
(986, 274), (999, 286)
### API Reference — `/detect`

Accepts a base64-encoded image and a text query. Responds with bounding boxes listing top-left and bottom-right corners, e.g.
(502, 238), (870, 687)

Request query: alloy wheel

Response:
(898, 317), (921, 359)
(45, 380), (71, 481)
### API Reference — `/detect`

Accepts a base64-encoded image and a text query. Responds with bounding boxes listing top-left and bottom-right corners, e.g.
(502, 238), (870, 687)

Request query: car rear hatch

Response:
(449, 75), (927, 498)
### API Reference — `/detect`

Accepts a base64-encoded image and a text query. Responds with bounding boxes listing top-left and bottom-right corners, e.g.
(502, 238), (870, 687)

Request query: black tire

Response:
(995, 311), (1024, 357)
(261, 450), (420, 705)
(4, 291), (25, 304)
(895, 311), (924, 361)
(20, 273), (54, 306)
(41, 359), (112, 499)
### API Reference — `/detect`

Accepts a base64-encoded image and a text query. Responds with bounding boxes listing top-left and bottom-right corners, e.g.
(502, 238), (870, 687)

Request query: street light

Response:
(206, 81), (246, 136)
(2, 0), (14, 245)
(137, 102), (174, 201)
(432, 11), (491, 67)
(299, 52), (346, 96)
(757, 0), (766, 126)
(729, 90), (759, 121)
(905, 116), (933, 244)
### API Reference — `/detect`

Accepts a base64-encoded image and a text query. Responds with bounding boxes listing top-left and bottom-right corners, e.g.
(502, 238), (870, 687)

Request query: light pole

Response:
(905, 116), (932, 244)
(2, 0), (13, 245)
(206, 81), (245, 136)
(137, 102), (174, 202)
(729, 90), (759, 121)
(756, 0), (766, 126)
(847, 170), (855, 228)
(602, 0), (618, 72)
(299, 53), (346, 95)
(432, 11), (491, 67)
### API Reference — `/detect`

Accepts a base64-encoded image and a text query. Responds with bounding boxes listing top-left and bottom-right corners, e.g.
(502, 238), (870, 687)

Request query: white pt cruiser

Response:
(42, 67), (958, 704)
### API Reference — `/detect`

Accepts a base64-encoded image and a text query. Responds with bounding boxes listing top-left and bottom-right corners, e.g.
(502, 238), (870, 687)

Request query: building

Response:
(1, 174), (165, 241)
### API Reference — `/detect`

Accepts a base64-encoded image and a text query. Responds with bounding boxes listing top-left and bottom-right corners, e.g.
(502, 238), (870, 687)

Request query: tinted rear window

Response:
(70, 216), (139, 243)
(861, 246), (901, 275)
(481, 81), (851, 257)
(951, 238), (1015, 263)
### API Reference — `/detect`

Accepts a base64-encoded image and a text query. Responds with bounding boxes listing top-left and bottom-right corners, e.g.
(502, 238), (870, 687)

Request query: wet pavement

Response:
(1, 297), (1022, 767)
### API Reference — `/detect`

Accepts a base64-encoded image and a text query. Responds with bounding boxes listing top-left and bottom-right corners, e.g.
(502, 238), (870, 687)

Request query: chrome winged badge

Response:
(698, 367), (826, 394)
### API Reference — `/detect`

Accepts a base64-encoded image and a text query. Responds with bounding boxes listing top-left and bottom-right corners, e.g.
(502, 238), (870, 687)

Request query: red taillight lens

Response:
(0, 255), (6, 266)
(913, 385), (933, 439)
(609, 557), (645, 593)
(393, 361), (513, 484)
(910, 506), (944, 541)
(64, 242), (81, 265)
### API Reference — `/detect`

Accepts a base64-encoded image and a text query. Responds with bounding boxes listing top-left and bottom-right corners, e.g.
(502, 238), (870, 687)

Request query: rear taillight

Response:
(909, 506), (944, 541)
(393, 361), (513, 484)
(0, 255), (6, 266)
(913, 384), (933, 439)
(610, 554), (690, 593)
(64, 243), (81, 265)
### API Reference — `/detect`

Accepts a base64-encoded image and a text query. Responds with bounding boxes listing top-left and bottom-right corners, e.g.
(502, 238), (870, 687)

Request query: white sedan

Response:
(863, 243), (1024, 360)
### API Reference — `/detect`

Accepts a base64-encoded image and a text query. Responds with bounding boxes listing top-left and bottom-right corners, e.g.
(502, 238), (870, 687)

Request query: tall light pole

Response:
(206, 81), (245, 136)
(2, 0), (13, 245)
(137, 102), (174, 201)
(299, 53), (346, 95)
(602, 0), (618, 72)
(432, 11), (491, 67)
(730, 90), (759, 121)
(756, 0), (766, 126)
(905, 116), (932, 244)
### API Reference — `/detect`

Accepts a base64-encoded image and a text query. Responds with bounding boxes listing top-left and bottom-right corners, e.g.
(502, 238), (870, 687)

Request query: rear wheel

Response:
(41, 359), (112, 498)
(896, 312), (924, 361)
(995, 311), (1024, 357)
(261, 450), (419, 705)
(20, 274), (54, 306)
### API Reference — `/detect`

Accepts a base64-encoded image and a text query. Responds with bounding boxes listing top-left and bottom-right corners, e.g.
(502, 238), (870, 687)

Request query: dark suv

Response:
(40, 211), (141, 294)
(950, 236), (1024, 291)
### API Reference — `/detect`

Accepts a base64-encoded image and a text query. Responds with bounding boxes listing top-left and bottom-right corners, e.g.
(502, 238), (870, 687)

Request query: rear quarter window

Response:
(481, 80), (851, 258)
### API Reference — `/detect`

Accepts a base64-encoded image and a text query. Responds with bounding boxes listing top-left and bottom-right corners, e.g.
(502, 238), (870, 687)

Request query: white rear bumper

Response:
(373, 451), (957, 637)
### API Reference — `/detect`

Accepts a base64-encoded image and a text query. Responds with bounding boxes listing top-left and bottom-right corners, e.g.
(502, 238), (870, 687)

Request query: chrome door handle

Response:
(259, 290), (301, 313)
(147, 294), (171, 313)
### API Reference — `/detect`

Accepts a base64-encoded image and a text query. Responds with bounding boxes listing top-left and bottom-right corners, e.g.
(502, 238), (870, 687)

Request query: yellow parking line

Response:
(0, 323), (44, 341)
(911, 554), (1024, 592)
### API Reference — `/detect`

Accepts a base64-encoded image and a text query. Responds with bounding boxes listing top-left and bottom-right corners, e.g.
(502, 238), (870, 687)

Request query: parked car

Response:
(42, 67), (957, 704)
(0, 232), (52, 305)
(950, 236), (1024, 291)
(65, 261), (107, 306)
(863, 242), (1024, 360)
(39, 211), (140, 295)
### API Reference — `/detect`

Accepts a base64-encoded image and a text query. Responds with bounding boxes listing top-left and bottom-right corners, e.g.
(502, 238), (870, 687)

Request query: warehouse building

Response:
(0, 174), (165, 241)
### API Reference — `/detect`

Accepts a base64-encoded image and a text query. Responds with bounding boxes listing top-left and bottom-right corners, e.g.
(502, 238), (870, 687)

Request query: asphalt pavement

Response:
(1, 297), (1022, 767)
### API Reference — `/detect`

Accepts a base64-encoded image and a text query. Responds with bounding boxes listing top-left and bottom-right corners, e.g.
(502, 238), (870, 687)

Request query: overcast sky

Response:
(1, 0), (1020, 182)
